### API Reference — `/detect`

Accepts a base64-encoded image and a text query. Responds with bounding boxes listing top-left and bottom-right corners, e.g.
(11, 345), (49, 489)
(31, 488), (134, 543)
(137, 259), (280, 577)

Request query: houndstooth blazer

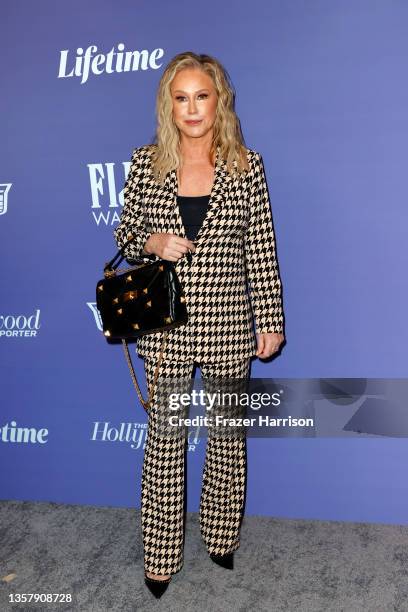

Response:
(113, 144), (284, 363)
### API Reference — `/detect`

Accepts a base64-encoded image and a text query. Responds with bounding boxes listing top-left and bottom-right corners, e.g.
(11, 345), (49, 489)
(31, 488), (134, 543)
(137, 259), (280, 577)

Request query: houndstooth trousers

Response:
(141, 355), (251, 575)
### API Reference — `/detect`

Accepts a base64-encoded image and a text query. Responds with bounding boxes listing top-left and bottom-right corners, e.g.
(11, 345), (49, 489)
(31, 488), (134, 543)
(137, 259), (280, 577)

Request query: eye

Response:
(174, 93), (209, 101)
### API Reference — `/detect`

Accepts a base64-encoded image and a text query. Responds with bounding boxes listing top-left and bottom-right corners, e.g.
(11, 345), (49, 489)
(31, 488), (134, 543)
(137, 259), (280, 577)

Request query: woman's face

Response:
(170, 67), (218, 143)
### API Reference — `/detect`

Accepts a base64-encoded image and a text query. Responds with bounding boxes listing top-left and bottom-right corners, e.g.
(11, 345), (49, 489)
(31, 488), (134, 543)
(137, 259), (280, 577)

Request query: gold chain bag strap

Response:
(122, 331), (168, 411)
(96, 232), (189, 412)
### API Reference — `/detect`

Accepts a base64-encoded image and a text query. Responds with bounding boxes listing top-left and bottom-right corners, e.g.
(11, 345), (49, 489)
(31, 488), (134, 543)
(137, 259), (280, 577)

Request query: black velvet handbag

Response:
(96, 231), (189, 411)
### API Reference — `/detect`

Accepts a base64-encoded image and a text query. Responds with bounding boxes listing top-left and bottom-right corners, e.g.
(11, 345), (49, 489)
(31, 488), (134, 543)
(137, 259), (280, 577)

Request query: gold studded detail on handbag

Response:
(96, 232), (189, 411)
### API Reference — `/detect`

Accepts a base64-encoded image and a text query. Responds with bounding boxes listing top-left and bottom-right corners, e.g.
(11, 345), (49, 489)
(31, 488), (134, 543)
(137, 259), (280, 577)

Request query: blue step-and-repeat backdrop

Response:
(1, 1), (408, 524)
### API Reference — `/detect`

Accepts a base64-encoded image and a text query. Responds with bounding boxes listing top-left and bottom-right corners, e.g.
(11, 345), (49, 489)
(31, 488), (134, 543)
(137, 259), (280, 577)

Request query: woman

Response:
(114, 51), (285, 598)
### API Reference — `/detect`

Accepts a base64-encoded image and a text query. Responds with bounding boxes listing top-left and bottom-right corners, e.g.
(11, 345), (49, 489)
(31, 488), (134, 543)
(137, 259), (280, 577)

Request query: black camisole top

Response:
(176, 194), (210, 242)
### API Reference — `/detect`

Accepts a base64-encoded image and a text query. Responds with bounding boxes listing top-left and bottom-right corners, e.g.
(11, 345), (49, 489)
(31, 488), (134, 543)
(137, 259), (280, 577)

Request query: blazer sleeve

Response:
(244, 152), (284, 334)
(113, 147), (151, 263)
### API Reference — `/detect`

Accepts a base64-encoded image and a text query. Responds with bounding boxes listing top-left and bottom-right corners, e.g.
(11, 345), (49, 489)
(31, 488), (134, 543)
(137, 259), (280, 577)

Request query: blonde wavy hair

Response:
(149, 51), (250, 185)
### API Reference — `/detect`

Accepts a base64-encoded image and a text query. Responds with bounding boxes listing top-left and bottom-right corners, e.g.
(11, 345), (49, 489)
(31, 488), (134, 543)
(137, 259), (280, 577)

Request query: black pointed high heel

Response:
(209, 552), (234, 570)
(144, 572), (172, 598)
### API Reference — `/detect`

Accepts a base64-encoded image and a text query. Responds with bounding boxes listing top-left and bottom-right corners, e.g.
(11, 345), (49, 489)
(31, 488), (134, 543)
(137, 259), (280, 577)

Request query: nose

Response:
(188, 98), (198, 114)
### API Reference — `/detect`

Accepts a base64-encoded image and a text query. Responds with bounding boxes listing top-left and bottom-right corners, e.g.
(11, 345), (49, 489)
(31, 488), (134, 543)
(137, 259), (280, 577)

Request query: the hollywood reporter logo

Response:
(0, 309), (41, 337)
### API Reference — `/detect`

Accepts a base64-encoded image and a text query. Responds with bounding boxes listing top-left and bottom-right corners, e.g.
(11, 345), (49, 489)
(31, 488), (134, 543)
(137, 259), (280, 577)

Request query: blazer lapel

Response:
(166, 145), (232, 244)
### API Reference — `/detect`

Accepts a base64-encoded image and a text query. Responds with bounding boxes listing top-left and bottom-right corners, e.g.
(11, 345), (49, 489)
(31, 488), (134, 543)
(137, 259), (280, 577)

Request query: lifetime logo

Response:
(58, 43), (164, 85)
(0, 421), (48, 444)
(0, 309), (41, 337)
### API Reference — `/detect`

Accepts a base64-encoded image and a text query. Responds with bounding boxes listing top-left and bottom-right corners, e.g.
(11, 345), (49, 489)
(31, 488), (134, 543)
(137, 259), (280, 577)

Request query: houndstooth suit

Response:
(113, 144), (284, 363)
(113, 145), (284, 575)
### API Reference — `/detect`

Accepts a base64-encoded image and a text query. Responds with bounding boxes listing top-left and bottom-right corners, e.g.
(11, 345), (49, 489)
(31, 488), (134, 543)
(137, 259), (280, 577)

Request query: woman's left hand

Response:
(255, 332), (284, 358)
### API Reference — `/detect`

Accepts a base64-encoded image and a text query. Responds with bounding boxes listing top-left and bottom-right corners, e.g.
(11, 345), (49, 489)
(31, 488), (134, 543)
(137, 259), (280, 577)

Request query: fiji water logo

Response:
(58, 43), (164, 85)
(0, 421), (48, 444)
(87, 156), (131, 227)
(0, 184), (12, 215)
(0, 309), (41, 338)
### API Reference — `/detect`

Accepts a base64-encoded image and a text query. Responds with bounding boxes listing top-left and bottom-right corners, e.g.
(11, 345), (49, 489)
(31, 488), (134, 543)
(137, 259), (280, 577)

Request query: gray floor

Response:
(0, 500), (407, 612)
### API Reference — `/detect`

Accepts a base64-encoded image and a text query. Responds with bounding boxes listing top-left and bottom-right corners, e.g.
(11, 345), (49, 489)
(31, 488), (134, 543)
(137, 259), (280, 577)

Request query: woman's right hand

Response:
(143, 233), (196, 262)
